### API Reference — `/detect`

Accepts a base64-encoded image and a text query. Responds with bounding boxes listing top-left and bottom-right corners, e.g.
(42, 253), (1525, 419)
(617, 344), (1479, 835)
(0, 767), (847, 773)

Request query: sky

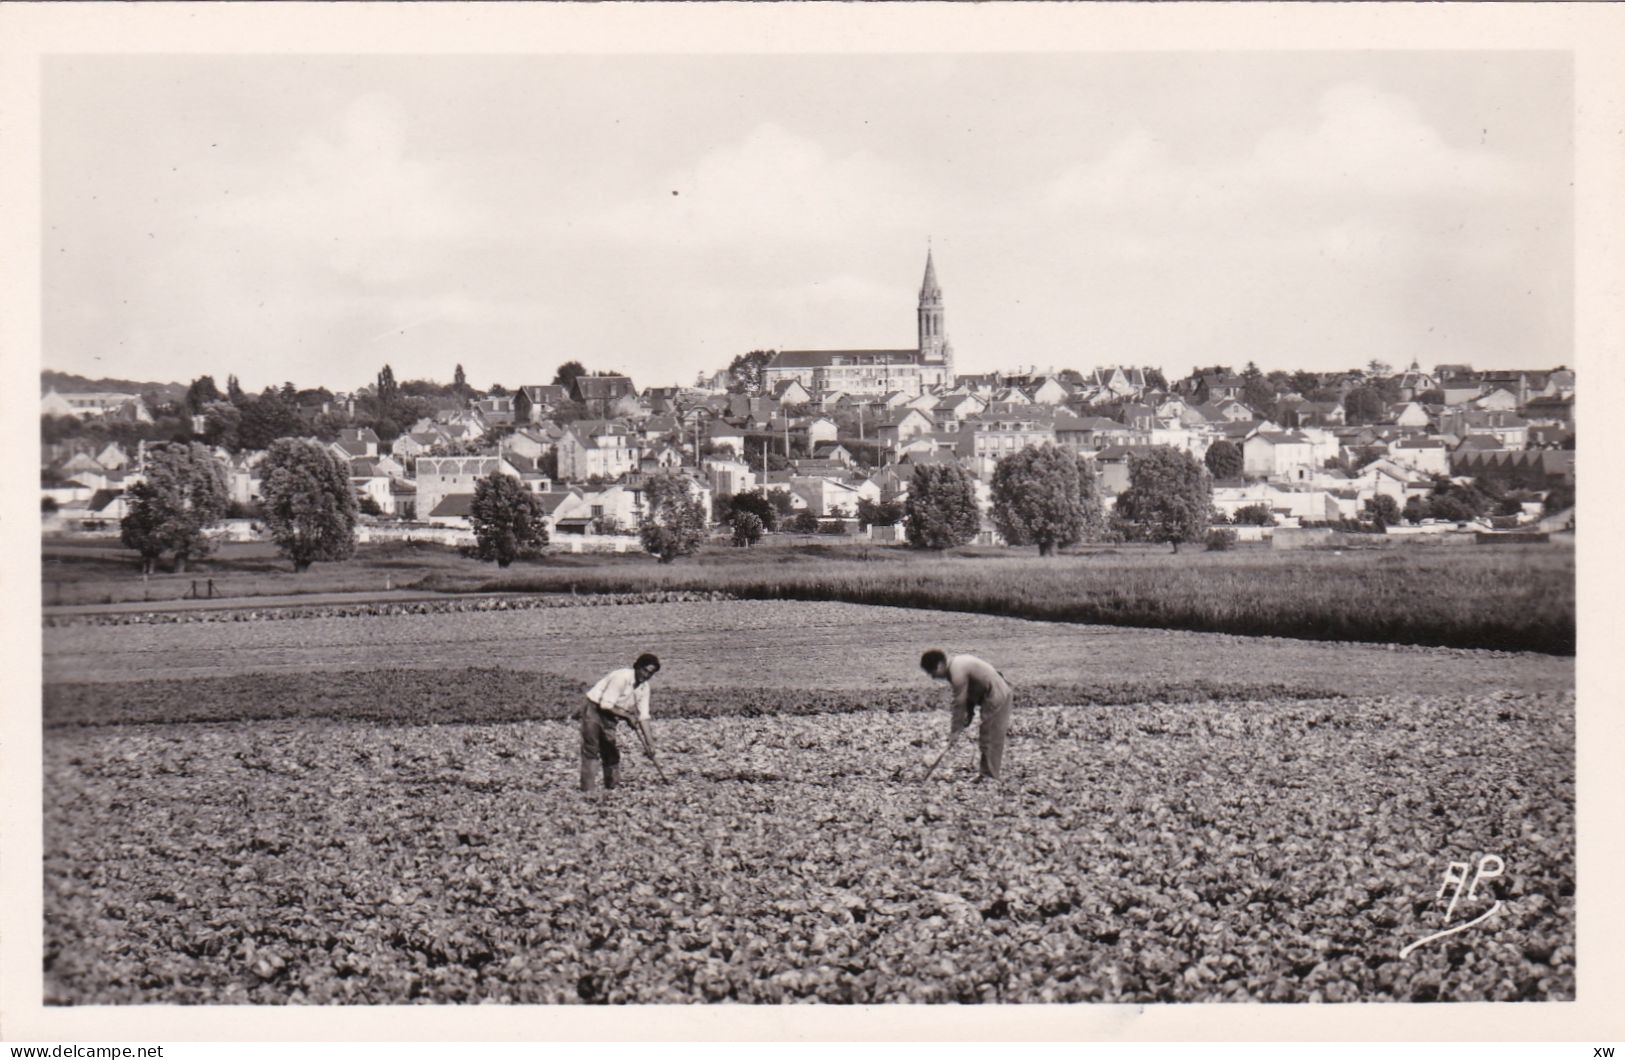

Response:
(40, 51), (1573, 394)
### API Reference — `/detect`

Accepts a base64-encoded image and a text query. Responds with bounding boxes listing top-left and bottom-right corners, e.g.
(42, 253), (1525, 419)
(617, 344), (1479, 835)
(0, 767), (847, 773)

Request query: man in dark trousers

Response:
(920, 649), (1014, 781)
(580, 652), (661, 792)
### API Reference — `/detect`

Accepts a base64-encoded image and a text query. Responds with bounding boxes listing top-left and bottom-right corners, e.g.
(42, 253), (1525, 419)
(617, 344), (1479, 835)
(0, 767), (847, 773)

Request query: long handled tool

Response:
(921, 726), (967, 782)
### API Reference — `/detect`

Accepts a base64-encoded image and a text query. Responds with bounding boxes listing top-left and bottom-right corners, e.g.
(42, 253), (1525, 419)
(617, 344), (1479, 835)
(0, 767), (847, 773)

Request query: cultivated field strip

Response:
(43, 696), (1574, 1004)
(42, 600), (1574, 696)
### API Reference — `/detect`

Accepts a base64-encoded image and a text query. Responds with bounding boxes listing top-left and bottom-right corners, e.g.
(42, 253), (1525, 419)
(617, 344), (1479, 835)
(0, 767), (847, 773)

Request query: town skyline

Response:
(39, 51), (1572, 395)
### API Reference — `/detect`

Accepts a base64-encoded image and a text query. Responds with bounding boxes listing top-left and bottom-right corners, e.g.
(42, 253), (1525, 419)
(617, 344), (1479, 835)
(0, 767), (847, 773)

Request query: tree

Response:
(1364, 494), (1401, 529)
(186, 375), (221, 414)
(789, 510), (819, 534)
(727, 350), (776, 394)
(639, 473), (707, 563)
(1543, 483), (1575, 515)
(856, 497), (904, 528)
(226, 374), (245, 404)
(1204, 439), (1244, 480)
(904, 463), (981, 550)
(1343, 386), (1387, 426)
(259, 438), (358, 573)
(1242, 375), (1279, 423)
(1073, 452), (1106, 543)
(1143, 367), (1168, 392)
(732, 511), (764, 547)
(453, 363), (468, 395)
(729, 489), (778, 532)
(1289, 370), (1322, 398)
(470, 471), (549, 567)
(119, 442), (229, 574)
(201, 402), (242, 450)
(236, 390), (304, 451)
(553, 361), (588, 393)
(376, 364), (399, 409)
(989, 443), (1091, 556)
(1113, 446), (1212, 553)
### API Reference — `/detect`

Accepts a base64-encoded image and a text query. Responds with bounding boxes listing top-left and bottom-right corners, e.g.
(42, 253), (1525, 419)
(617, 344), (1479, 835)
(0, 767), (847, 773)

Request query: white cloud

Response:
(1047, 82), (1528, 221)
(597, 123), (926, 248)
(198, 92), (477, 288)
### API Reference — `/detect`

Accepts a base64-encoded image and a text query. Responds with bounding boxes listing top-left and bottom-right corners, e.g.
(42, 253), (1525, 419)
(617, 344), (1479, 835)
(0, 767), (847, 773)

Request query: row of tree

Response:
(121, 439), (359, 574)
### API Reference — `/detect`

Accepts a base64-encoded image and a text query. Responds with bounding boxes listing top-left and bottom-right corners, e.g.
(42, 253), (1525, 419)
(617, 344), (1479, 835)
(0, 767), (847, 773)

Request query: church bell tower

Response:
(917, 248), (952, 374)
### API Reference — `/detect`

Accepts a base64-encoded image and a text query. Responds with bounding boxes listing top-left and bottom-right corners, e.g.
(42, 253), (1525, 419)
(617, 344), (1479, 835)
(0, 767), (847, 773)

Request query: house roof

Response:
(535, 490), (582, 515)
(880, 408), (934, 428)
(572, 375), (636, 402)
(416, 455), (506, 476)
(518, 384), (570, 404)
(429, 494), (476, 518)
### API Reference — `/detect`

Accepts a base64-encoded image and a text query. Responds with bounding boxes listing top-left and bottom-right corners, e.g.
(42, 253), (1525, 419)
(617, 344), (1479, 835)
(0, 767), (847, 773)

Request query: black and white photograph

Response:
(3, 2), (1622, 1047)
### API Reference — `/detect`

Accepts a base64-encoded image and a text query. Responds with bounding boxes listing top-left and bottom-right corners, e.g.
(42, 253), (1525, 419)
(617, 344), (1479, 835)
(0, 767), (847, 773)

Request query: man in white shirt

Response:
(920, 649), (1014, 781)
(580, 652), (661, 792)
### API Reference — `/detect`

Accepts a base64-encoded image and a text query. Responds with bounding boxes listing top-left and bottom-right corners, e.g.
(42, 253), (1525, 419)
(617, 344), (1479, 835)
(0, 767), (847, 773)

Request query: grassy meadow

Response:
(42, 534), (1574, 654)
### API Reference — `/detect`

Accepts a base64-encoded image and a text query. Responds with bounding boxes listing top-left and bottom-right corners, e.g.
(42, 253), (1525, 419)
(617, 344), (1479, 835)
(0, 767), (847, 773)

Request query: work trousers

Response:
(579, 704), (623, 792)
(953, 688), (1013, 780)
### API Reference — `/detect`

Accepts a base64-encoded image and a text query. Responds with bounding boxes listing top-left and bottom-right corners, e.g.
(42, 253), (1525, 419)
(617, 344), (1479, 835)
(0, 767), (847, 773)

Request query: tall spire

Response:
(920, 246), (942, 304)
(917, 245), (949, 372)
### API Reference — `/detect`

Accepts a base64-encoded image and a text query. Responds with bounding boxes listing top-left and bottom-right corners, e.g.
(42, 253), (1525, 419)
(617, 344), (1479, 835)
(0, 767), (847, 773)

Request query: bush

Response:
(1233, 504), (1276, 527)
(732, 512), (764, 547)
(790, 511), (819, 534)
(1205, 528), (1239, 551)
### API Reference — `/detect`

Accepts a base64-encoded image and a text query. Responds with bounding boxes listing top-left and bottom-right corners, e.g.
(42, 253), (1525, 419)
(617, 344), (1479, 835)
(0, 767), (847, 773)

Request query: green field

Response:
(43, 535), (1575, 654)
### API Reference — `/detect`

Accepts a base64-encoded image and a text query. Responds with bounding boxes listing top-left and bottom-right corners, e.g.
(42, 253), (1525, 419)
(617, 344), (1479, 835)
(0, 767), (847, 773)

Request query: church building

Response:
(760, 250), (957, 399)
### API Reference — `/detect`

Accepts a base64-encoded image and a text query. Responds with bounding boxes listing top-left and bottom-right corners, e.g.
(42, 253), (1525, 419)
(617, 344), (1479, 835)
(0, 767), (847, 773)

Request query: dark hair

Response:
(635, 652), (661, 672)
(920, 649), (947, 674)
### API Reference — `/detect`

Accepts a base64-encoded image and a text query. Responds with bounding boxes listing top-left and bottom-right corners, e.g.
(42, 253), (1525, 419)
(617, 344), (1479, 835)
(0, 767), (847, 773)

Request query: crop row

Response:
(42, 667), (1342, 728)
(458, 548), (1575, 654)
(43, 694), (1575, 1004)
(42, 590), (735, 629)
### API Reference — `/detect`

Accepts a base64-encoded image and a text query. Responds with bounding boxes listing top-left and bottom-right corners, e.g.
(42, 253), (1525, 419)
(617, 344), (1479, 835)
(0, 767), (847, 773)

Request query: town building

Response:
(760, 250), (956, 399)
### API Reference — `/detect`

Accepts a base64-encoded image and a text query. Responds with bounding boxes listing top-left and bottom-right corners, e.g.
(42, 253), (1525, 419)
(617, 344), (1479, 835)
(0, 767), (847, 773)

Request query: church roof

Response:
(920, 248), (942, 302)
(769, 349), (923, 369)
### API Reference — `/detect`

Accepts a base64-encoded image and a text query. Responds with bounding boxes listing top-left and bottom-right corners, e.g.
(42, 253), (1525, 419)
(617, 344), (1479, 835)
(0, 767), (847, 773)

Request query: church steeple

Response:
(917, 247), (950, 370)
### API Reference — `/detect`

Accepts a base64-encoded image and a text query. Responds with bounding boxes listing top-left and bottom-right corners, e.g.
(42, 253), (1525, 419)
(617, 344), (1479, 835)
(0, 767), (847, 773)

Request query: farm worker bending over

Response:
(920, 649), (1015, 781)
(580, 652), (661, 792)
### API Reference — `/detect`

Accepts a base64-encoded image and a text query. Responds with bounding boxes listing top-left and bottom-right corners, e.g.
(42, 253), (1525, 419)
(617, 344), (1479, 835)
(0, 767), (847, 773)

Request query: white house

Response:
(1389, 437), (1451, 477)
(877, 408), (936, 449)
(414, 455), (521, 522)
(556, 421), (641, 482)
(704, 457), (756, 498)
(805, 417), (839, 446)
(706, 421), (747, 458)
(788, 475), (880, 517)
(1243, 431), (1316, 482)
